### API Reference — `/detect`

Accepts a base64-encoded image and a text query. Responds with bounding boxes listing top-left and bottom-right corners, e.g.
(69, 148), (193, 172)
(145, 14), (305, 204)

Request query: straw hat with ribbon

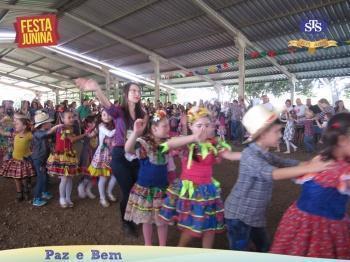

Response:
(34, 110), (53, 128)
(242, 105), (279, 144)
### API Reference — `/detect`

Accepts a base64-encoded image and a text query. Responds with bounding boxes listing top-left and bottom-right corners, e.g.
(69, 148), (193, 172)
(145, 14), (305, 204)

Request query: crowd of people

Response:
(0, 79), (349, 259)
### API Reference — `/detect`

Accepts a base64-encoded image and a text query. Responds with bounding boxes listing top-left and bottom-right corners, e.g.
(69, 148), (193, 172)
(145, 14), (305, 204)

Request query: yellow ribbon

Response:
(288, 39), (337, 54)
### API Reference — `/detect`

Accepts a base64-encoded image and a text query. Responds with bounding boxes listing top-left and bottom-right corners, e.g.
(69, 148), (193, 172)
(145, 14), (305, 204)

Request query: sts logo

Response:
(300, 19), (327, 34)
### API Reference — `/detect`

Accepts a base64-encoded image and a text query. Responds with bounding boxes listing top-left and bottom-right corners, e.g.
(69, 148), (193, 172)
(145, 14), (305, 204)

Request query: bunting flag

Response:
(152, 39), (348, 80)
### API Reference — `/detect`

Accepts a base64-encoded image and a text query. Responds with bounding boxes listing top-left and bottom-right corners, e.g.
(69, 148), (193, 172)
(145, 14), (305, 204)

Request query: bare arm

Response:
(220, 151), (241, 161)
(46, 124), (64, 135)
(75, 78), (111, 109)
(166, 134), (197, 150)
(272, 158), (333, 180)
(124, 132), (138, 154)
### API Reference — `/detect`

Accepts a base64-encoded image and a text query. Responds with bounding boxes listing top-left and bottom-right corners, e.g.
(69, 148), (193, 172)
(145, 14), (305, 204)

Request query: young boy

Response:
(224, 105), (332, 252)
(32, 111), (62, 207)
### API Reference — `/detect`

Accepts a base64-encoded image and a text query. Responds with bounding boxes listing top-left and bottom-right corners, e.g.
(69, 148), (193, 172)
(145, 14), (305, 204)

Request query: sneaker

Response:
(66, 200), (74, 208)
(32, 198), (47, 207)
(59, 198), (68, 208)
(100, 198), (110, 207)
(42, 192), (53, 200)
(78, 183), (86, 199)
(107, 193), (117, 202)
(86, 190), (96, 199)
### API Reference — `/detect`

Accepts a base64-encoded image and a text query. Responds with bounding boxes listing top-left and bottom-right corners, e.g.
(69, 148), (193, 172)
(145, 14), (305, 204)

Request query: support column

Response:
(103, 66), (111, 99)
(150, 56), (160, 102)
(79, 91), (82, 105)
(290, 78), (296, 104)
(237, 37), (246, 99)
(55, 89), (59, 105)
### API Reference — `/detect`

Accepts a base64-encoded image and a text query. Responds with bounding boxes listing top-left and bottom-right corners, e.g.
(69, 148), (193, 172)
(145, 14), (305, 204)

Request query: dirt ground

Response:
(0, 146), (318, 251)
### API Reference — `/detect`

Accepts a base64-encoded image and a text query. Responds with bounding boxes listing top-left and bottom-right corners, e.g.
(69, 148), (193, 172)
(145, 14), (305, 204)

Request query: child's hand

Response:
(133, 119), (147, 137)
(194, 127), (207, 143)
(305, 157), (334, 173)
(75, 78), (100, 92)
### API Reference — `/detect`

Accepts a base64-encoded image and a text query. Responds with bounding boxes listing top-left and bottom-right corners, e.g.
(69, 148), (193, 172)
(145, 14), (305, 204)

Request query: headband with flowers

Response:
(187, 106), (211, 123)
(152, 110), (167, 123)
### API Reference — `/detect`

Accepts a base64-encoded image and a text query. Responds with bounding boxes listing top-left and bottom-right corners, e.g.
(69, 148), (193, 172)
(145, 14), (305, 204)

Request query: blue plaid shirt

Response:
(224, 143), (299, 227)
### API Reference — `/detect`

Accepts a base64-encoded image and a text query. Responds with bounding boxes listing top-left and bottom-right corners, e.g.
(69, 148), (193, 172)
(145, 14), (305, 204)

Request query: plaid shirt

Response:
(224, 143), (299, 227)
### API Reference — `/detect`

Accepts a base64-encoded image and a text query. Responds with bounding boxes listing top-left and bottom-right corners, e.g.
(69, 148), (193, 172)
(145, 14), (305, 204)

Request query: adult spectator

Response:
(44, 100), (55, 120)
(76, 98), (91, 121)
(229, 100), (243, 144)
(294, 98), (307, 119)
(261, 95), (274, 111)
(30, 99), (41, 120)
(20, 100), (31, 119)
(306, 98), (312, 109)
(335, 100), (348, 113)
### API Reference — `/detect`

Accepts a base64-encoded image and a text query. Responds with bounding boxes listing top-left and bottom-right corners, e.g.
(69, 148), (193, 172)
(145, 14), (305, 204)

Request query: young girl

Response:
(0, 115), (35, 201)
(270, 113), (350, 259)
(77, 116), (98, 200)
(282, 110), (298, 154)
(159, 107), (241, 248)
(87, 110), (117, 207)
(32, 111), (63, 207)
(217, 112), (226, 140)
(47, 111), (89, 208)
(124, 110), (171, 246)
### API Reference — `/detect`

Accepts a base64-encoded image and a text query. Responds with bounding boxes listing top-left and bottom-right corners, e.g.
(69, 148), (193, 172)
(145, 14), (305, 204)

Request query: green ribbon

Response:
(180, 180), (195, 198)
(217, 139), (232, 151)
(179, 178), (221, 198)
(145, 187), (161, 203)
(186, 141), (218, 169)
(160, 142), (169, 154)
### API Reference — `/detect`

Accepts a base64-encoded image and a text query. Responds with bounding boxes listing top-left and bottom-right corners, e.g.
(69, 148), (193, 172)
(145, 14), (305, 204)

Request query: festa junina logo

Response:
(299, 18), (328, 34)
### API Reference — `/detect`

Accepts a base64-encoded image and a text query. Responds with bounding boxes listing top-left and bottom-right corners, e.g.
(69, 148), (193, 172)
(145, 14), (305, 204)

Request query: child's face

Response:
(101, 110), (112, 123)
(14, 118), (25, 132)
(190, 117), (211, 140)
(258, 124), (282, 148)
(152, 119), (169, 139)
(41, 122), (52, 130)
(62, 112), (74, 126)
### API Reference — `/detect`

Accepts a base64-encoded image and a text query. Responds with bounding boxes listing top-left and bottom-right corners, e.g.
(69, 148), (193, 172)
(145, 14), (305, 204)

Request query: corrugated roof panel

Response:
(69, 0), (156, 28)
(5, 49), (42, 64)
(57, 15), (92, 44)
(87, 44), (140, 61)
(103, 0), (202, 39)
(32, 58), (67, 71)
(10, 69), (39, 78)
(63, 31), (116, 53)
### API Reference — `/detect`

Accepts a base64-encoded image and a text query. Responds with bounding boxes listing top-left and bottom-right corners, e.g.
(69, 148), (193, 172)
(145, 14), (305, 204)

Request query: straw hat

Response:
(34, 110), (53, 128)
(242, 105), (279, 144)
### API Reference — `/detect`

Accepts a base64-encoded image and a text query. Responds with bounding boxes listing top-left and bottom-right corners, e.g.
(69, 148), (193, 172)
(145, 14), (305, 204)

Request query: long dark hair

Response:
(321, 113), (350, 160)
(97, 109), (115, 131)
(121, 82), (145, 129)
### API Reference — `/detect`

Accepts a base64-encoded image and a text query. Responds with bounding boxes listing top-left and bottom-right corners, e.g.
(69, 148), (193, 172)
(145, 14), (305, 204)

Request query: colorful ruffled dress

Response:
(0, 132), (35, 179)
(159, 138), (231, 237)
(124, 137), (170, 226)
(270, 160), (350, 259)
(88, 124), (115, 177)
(0, 117), (14, 163)
(47, 126), (79, 176)
(79, 135), (98, 176)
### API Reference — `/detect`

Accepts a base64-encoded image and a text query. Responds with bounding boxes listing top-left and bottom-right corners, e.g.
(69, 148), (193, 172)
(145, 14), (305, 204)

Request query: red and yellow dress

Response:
(47, 127), (79, 176)
(270, 160), (350, 259)
(0, 132), (35, 179)
(159, 138), (231, 237)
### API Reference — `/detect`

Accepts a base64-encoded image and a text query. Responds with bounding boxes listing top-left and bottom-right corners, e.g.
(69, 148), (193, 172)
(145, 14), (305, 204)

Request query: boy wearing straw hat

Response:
(32, 111), (62, 207)
(224, 105), (332, 252)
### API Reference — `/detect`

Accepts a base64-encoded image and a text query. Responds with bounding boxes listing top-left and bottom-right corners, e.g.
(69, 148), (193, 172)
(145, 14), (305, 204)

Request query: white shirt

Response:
(294, 104), (306, 117)
(262, 102), (274, 111)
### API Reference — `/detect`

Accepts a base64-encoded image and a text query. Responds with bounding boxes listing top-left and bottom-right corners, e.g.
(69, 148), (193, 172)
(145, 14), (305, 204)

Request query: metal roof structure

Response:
(0, 0), (349, 98)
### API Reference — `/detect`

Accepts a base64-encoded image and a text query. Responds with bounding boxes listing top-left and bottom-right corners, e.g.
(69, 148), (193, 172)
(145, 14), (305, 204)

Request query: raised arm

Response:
(75, 78), (111, 109)
(125, 119), (147, 154)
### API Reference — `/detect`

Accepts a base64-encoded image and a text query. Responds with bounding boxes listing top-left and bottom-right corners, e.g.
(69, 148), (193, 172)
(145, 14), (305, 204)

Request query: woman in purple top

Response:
(75, 78), (146, 237)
